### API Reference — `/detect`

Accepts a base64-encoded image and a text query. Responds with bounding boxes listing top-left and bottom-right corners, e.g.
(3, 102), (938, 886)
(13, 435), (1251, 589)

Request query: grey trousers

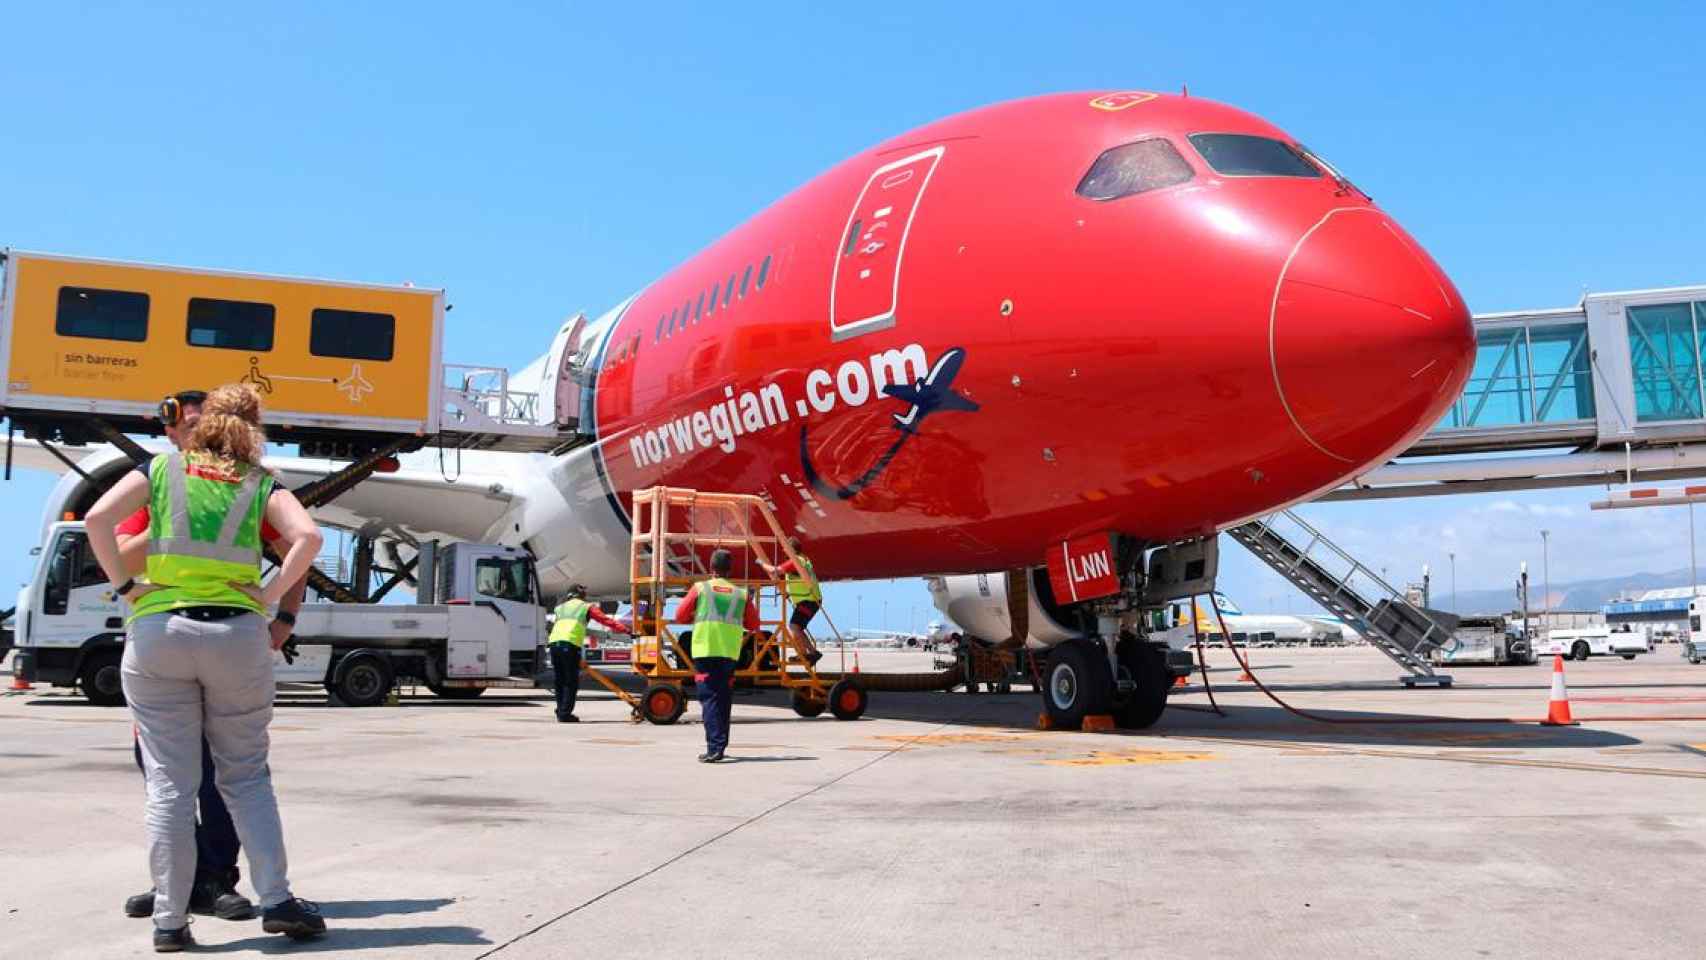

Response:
(122, 611), (293, 929)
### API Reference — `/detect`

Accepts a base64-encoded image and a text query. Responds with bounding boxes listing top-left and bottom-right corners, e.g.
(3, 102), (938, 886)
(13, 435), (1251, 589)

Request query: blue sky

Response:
(3, 3), (1704, 630)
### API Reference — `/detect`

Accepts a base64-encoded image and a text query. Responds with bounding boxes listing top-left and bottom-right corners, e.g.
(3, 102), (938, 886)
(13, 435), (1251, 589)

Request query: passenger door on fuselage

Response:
(831, 146), (945, 342)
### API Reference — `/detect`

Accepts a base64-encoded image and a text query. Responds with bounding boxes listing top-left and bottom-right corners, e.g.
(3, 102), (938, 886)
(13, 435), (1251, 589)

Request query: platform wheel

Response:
(828, 678), (868, 721)
(641, 683), (687, 725)
(791, 689), (827, 718)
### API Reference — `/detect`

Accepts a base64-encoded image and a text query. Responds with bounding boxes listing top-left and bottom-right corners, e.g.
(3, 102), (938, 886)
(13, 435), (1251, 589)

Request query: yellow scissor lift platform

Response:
(581, 486), (869, 725)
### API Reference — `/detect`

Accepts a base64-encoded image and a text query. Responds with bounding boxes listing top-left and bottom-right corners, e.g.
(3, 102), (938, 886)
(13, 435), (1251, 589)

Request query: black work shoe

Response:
(557, 714), (580, 723)
(261, 897), (326, 940)
(125, 889), (156, 918)
(191, 875), (256, 920)
(698, 751), (725, 763)
(154, 924), (193, 953)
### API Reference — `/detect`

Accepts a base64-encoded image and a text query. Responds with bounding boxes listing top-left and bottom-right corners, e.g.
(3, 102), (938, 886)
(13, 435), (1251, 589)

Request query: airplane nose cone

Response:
(1270, 209), (1473, 466)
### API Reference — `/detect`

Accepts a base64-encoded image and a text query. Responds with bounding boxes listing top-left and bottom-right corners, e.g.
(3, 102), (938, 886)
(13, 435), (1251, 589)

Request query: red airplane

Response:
(18, 91), (1474, 728)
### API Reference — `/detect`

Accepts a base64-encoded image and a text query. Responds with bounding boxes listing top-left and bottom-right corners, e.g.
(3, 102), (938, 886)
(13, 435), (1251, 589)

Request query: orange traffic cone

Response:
(1237, 668), (1254, 682)
(1541, 654), (1577, 726)
(1173, 674), (1189, 688)
(9, 671), (32, 691)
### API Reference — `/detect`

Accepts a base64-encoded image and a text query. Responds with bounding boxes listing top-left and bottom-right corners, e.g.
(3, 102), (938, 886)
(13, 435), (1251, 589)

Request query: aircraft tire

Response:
(1042, 639), (1112, 730)
(1112, 639), (1170, 730)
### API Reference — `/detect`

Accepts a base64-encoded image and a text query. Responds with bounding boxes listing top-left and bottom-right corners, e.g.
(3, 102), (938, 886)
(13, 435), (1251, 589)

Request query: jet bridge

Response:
(1330, 283), (1706, 501)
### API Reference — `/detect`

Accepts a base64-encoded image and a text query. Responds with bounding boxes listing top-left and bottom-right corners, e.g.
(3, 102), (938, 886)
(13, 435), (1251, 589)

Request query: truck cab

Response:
(12, 522), (128, 704)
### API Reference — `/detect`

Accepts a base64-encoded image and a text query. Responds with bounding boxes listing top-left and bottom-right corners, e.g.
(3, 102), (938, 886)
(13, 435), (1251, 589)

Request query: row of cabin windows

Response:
(53, 286), (396, 362)
(647, 253), (774, 348)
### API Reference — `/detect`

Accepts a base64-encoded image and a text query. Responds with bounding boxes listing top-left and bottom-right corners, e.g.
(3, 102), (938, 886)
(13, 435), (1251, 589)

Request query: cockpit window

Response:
(1075, 138), (1194, 202)
(1188, 133), (1321, 178)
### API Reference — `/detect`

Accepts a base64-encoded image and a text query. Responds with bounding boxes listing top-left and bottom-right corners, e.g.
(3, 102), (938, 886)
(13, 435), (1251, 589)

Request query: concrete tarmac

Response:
(3, 647), (1704, 959)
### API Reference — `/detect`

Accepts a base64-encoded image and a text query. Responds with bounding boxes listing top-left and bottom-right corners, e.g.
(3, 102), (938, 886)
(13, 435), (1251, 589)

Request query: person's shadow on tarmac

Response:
(198, 898), (489, 952)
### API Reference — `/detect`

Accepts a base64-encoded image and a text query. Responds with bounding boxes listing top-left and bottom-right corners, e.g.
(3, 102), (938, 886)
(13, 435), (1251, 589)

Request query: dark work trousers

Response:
(132, 735), (241, 882)
(695, 656), (737, 756)
(549, 643), (582, 720)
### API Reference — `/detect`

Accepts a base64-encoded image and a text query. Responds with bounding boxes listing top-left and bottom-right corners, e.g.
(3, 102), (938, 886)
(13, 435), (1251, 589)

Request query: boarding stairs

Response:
(1226, 510), (1454, 686)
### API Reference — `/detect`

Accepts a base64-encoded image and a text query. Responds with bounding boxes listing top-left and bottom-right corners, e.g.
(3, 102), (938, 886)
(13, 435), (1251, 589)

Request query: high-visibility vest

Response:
(691, 578), (748, 660)
(784, 555), (822, 604)
(131, 452), (272, 623)
(550, 598), (591, 646)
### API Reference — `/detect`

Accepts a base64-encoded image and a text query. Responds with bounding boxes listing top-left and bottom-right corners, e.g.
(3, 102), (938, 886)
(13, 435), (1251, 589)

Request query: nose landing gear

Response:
(1041, 632), (1171, 731)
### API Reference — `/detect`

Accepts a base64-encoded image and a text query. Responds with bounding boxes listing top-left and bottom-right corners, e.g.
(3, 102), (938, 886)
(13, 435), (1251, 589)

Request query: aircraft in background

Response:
(13, 90), (1472, 729)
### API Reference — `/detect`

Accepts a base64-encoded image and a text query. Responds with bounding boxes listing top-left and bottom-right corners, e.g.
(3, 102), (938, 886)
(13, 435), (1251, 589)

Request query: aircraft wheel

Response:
(1112, 638), (1170, 730)
(641, 683), (686, 725)
(1042, 639), (1112, 730)
(80, 650), (126, 707)
(828, 679), (868, 721)
(791, 690), (827, 718)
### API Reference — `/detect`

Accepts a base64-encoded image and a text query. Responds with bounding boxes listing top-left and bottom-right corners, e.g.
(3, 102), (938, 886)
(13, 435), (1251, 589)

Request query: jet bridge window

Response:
(310, 308), (394, 362)
(1188, 133), (1321, 178)
(187, 297), (275, 351)
(55, 286), (150, 342)
(1075, 139), (1194, 202)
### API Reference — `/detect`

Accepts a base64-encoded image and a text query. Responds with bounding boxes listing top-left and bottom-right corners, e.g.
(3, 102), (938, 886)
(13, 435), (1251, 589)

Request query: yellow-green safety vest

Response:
(131, 452), (273, 624)
(550, 598), (591, 646)
(691, 578), (748, 660)
(784, 554), (822, 604)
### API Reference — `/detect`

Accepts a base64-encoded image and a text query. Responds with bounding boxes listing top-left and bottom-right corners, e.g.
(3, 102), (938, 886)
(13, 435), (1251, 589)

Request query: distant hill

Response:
(1439, 567), (1702, 615)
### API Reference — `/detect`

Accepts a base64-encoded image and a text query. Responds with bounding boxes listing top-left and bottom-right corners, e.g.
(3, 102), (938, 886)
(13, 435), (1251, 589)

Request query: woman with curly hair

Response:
(86, 384), (328, 951)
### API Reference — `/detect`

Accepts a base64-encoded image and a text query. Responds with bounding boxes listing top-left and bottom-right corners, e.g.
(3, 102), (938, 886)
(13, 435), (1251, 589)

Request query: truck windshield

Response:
(475, 557), (534, 603)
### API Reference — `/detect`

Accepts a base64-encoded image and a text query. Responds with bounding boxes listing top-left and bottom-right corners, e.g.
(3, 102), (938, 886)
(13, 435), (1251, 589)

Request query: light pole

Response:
(1540, 529), (1551, 621)
(856, 595), (863, 632)
(1449, 551), (1457, 614)
(1691, 503), (1699, 598)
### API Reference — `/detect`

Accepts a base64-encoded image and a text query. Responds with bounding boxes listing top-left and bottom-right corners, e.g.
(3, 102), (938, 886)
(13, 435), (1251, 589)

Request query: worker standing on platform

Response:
(546, 584), (629, 723)
(763, 536), (824, 666)
(113, 390), (309, 926)
(672, 549), (759, 762)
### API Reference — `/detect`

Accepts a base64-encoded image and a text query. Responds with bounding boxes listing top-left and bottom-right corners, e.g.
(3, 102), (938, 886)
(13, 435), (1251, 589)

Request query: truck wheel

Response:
(1621, 654), (1636, 660)
(641, 683), (686, 725)
(828, 678), (868, 721)
(333, 653), (393, 708)
(1571, 641), (1590, 661)
(80, 650), (126, 707)
(791, 690), (827, 718)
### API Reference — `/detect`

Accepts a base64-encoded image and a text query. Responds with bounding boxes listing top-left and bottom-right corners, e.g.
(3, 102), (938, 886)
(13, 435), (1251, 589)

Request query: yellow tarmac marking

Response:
(1046, 749), (1217, 767)
(1170, 735), (1706, 781)
(873, 733), (1040, 746)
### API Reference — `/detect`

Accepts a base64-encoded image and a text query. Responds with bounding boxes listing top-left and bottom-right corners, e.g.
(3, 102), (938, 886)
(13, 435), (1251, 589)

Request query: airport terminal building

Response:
(1602, 586), (1704, 638)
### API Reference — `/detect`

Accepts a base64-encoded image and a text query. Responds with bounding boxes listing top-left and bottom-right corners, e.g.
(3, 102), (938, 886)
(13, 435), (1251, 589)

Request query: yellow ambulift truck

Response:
(1, 249), (590, 704)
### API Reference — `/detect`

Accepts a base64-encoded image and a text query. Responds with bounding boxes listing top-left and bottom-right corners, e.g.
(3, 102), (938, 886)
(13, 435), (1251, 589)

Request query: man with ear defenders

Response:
(114, 390), (311, 923)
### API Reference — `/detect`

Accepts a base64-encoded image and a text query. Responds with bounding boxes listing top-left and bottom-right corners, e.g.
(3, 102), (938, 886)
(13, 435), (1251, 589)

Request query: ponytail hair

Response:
(185, 383), (267, 467)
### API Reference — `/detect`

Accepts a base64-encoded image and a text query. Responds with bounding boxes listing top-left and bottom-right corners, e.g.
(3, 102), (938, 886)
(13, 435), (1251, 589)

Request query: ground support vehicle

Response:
(1429, 616), (1534, 666)
(1534, 626), (1648, 661)
(13, 524), (544, 706)
(582, 486), (866, 725)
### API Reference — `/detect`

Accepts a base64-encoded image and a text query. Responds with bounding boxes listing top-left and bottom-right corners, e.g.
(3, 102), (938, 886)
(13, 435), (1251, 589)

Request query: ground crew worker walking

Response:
(546, 584), (629, 723)
(763, 536), (824, 665)
(672, 549), (759, 762)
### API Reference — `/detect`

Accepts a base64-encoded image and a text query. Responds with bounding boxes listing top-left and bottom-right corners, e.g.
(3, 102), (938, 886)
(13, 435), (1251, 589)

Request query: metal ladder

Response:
(1225, 510), (1453, 686)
